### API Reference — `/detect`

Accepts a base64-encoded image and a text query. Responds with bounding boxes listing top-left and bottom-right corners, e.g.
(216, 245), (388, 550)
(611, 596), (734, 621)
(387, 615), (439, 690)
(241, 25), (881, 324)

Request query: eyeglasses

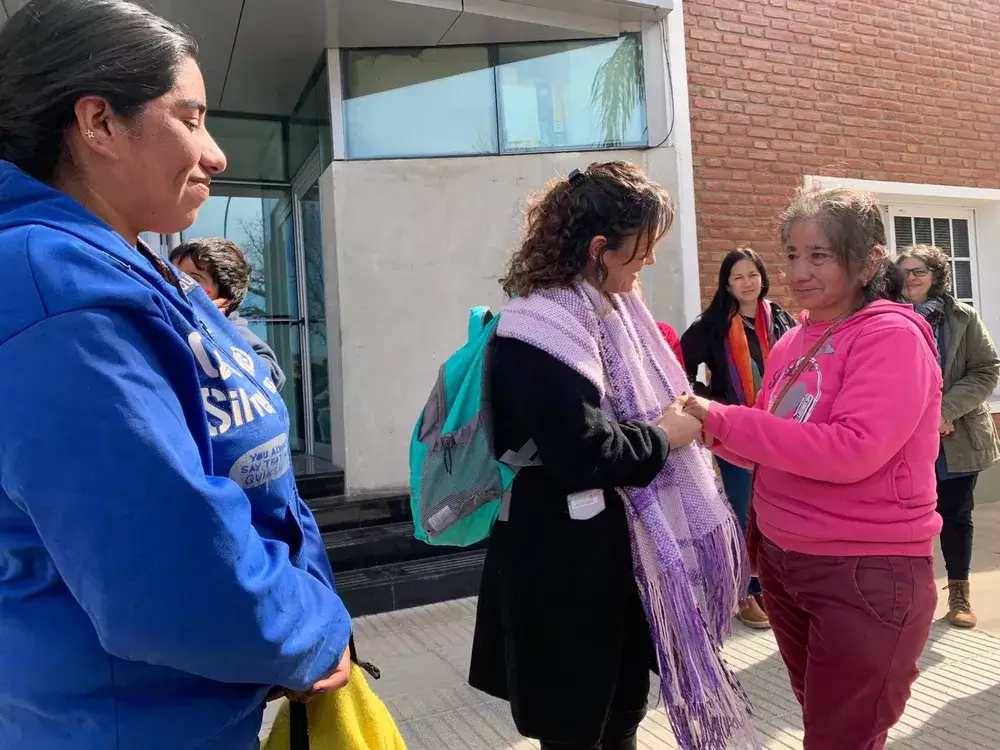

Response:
(900, 267), (930, 278)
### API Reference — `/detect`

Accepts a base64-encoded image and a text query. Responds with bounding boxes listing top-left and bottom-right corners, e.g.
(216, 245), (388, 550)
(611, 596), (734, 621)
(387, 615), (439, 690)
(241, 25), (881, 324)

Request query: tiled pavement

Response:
(262, 596), (1000, 749)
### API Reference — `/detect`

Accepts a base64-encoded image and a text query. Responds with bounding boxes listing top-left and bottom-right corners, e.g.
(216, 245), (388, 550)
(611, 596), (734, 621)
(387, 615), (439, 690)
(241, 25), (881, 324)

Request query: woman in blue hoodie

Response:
(0, 2), (352, 749)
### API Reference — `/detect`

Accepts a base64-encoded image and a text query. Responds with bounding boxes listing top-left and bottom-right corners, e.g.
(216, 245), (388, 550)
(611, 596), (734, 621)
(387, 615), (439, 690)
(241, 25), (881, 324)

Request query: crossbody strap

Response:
(745, 319), (843, 570)
(764, 320), (842, 417)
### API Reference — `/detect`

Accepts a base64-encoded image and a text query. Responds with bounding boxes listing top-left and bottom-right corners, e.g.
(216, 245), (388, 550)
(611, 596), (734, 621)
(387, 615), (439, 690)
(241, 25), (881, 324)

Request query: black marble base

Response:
(307, 491), (411, 531)
(335, 550), (486, 617)
(295, 470), (345, 500)
(307, 491), (488, 616)
(324, 519), (487, 572)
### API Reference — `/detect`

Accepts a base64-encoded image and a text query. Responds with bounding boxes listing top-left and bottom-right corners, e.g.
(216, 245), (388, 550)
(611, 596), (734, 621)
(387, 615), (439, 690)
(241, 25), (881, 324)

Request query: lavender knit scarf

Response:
(499, 282), (758, 750)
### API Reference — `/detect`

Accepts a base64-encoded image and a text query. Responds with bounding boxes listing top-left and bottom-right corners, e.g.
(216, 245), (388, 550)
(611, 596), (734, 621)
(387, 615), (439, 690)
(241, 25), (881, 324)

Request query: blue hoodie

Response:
(0, 162), (352, 749)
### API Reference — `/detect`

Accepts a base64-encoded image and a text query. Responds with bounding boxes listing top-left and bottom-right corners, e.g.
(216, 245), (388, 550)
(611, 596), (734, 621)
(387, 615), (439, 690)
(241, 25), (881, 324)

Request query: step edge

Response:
(335, 550), (486, 591)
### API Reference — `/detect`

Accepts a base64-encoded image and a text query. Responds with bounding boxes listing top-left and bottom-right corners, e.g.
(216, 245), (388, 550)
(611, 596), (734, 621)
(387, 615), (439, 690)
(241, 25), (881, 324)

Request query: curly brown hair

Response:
(500, 161), (674, 298)
(895, 244), (952, 299)
(779, 187), (904, 306)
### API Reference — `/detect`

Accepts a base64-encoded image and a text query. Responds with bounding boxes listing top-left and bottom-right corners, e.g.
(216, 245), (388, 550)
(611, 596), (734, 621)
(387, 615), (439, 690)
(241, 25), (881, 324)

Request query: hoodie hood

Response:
(801, 298), (938, 359)
(0, 160), (199, 344)
(0, 161), (125, 249)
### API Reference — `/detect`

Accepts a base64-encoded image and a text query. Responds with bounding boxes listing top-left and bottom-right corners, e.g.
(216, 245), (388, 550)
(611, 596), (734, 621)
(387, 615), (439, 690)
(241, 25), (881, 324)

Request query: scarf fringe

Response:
(629, 504), (759, 750)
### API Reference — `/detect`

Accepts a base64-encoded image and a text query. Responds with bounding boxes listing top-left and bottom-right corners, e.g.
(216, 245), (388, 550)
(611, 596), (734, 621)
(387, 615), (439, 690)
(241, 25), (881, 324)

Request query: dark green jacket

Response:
(940, 297), (1000, 474)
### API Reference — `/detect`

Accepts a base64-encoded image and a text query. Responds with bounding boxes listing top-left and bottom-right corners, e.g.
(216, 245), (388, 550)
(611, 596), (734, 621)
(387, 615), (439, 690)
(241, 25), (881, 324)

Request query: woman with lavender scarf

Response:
(468, 162), (757, 750)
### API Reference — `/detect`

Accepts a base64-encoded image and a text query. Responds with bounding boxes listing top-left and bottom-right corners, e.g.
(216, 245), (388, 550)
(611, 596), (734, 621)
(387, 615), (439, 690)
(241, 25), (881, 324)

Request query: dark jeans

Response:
(758, 537), (936, 749)
(539, 710), (643, 750)
(717, 457), (761, 596)
(937, 473), (978, 581)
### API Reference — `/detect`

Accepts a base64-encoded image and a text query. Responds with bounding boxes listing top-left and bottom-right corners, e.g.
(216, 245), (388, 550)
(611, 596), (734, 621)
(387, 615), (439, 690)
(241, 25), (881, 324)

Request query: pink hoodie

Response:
(703, 300), (944, 557)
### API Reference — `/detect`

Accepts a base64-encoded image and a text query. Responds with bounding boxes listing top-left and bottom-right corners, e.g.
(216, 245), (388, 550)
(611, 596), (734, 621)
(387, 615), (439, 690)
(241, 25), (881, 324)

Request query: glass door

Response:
(154, 164), (332, 462)
(179, 183), (309, 453)
(292, 150), (332, 461)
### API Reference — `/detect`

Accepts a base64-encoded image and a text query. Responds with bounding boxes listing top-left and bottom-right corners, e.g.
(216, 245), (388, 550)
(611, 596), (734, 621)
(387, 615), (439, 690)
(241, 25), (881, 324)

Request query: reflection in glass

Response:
(497, 36), (646, 152)
(308, 321), (331, 452)
(248, 320), (306, 453)
(290, 60), (333, 176)
(344, 47), (498, 159)
(300, 184), (326, 321)
(299, 182), (332, 460)
(206, 115), (286, 182)
(341, 36), (646, 160)
(181, 185), (299, 319)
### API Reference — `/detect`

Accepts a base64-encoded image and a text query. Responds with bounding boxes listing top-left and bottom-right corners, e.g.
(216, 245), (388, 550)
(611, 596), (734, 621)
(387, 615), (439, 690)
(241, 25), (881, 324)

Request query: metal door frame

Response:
(290, 148), (325, 458)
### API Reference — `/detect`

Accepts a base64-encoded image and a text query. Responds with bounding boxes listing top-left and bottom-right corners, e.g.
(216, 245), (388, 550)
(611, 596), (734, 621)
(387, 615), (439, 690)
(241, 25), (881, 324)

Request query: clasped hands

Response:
(657, 394), (715, 449)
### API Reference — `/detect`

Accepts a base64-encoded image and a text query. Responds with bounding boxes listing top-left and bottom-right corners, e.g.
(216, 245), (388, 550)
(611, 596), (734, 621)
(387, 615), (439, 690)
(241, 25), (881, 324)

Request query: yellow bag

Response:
(262, 662), (406, 750)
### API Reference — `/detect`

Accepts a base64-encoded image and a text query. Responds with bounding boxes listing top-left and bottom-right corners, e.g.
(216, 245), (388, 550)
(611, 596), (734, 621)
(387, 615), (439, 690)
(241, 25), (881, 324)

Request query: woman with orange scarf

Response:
(681, 248), (796, 628)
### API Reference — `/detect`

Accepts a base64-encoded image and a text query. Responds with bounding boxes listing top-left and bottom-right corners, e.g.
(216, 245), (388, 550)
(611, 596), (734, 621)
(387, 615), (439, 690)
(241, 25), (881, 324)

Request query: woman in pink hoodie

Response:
(681, 187), (942, 750)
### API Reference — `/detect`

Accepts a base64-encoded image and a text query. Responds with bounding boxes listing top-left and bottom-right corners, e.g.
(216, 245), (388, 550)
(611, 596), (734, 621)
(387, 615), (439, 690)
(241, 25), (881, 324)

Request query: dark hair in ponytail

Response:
(501, 161), (674, 299)
(0, 0), (197, 184)
(779, 187), (904, 307)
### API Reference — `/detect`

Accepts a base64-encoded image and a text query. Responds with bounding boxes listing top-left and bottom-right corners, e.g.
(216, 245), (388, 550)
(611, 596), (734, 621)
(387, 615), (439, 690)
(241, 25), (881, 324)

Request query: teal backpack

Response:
(409, 306), (539, 547)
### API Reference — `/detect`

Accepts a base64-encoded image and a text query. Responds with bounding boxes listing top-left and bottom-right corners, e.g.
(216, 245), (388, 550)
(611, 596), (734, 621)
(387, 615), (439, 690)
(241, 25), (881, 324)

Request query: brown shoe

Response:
(738, 595), (770, 630)
(946, 580), (978, 629)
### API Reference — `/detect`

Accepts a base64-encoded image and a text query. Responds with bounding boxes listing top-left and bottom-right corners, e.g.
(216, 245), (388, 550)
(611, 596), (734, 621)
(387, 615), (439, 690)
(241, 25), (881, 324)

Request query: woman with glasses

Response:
(898, 244), (1000, 628)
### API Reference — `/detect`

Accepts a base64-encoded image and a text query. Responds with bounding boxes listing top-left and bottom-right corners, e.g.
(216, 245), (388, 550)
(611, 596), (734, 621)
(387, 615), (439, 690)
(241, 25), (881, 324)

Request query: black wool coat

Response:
(468, 336), (667, 745)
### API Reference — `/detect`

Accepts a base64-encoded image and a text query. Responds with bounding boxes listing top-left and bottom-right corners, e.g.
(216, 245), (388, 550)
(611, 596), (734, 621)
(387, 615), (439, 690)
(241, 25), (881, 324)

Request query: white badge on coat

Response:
(567, 489), (606, 521)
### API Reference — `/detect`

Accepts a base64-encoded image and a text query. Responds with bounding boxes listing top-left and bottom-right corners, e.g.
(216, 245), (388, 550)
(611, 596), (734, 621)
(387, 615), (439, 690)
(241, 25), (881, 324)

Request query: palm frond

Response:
(589, 35), (645, 149)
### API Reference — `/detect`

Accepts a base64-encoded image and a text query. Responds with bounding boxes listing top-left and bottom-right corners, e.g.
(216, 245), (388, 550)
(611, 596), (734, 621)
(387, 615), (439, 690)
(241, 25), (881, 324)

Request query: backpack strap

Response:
(498, 438), (541, 468)
(468, 306), (494, 342)
(496, 438), (542, 523)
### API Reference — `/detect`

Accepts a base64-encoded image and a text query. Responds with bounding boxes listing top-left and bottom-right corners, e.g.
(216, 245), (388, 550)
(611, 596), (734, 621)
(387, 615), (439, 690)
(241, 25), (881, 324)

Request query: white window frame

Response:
(886, 205), (981, 309)
(806, 175), (1000, 412)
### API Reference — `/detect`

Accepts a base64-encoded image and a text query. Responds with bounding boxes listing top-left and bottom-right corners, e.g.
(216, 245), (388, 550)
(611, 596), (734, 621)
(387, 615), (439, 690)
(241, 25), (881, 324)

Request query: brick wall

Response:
(683, 0), (1000, 308)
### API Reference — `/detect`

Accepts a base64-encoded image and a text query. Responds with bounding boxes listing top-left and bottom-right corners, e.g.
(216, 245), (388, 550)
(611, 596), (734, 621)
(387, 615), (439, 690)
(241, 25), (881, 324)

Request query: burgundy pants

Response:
(757, 536), (936, 750)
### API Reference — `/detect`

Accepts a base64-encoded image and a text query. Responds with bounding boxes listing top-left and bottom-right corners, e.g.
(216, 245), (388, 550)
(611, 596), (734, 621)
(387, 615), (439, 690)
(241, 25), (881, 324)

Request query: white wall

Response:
(325, 148), (686, 491)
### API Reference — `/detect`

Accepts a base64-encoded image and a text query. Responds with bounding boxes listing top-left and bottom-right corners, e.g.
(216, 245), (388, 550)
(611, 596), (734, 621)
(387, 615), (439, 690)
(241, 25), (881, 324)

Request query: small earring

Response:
(85, 130), (96, 140)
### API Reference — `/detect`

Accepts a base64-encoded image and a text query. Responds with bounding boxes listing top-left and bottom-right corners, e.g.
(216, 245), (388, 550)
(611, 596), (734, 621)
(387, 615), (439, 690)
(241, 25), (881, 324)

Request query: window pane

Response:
(180, 185), (299, 319)
(300, 184), (326, 321)
(139, 232), (163, 257)
(932, 218), (952, 255)
(497, 36), (646, 153)
(953, 261), (974, 299)
(308, 321), (331, 459)
(913, 217), (933, 245)
(893, 216), (914, 247)
(299, 181), (332, 461)
(953, 219), (971, 258)
(208, 115), (286, 182)
(344, 47), (498, 159)
(290, 59), (333, 176)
